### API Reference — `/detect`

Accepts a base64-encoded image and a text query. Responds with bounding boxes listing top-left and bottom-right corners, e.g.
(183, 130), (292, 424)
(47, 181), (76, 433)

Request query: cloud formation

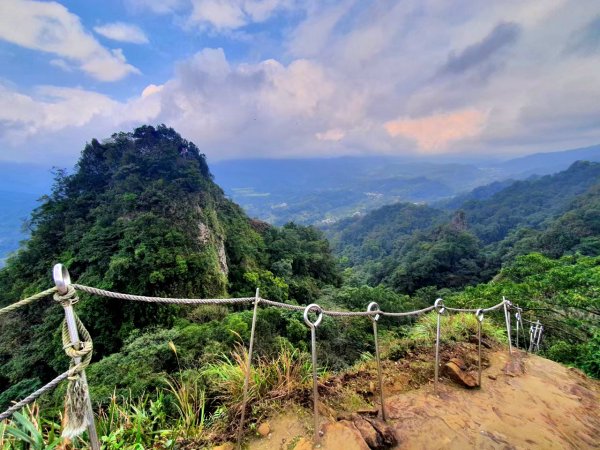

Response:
(440, 22), (521, 75)
(94, 22), (149, 44)
(189, 0), (289, 30)
(384, 110), (487, 152)
(0, 0), (139, 81)
(1, 0), (600, 163)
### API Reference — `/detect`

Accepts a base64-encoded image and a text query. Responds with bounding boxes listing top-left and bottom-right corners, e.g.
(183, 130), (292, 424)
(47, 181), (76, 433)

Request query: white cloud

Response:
(316, 129), (345, 142)
(2, 0), (600, 163)
(384, 110), (487, 152)
(189, 0), (291, 30)
(94, 22), (149, 44)
(0, 0), (139, 81)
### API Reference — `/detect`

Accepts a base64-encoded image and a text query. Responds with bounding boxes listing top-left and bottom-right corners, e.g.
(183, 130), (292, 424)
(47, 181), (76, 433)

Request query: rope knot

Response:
(53, 285), (79, 307)
(60, 311), (93, 439)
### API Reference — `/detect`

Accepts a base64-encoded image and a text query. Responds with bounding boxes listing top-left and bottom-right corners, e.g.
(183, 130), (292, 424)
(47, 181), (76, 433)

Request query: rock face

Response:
(444, 358), (479, 388)
(351, 414), (382, 448)
(324, 414), (398, 450)
(362, 417), (397, 448)
(321, 421), (370, 450)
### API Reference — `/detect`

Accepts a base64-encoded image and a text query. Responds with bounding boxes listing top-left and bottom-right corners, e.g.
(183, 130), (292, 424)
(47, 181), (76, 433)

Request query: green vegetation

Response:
(448, 253), (600, 377)
(0, 125), (599, 447)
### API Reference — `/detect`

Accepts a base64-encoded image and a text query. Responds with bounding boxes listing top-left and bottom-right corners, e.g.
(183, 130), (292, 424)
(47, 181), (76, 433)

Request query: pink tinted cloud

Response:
(384, 109), (486, 151)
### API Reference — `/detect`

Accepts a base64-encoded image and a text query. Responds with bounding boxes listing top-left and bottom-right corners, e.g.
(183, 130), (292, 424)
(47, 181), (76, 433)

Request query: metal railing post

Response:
(237, 288), (260, 449)
(367, 302), (386, 421)
(434, 298), (445, 395)
(502, 297), (513, 356)
(304, 304), (323, 445)
(475, 309), (484, 388)
(53, 264), (100, 450)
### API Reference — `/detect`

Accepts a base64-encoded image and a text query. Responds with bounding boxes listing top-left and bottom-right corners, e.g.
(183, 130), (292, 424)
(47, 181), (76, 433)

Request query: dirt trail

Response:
(246, 351), (600, 450)
(385, 351), (599, 449)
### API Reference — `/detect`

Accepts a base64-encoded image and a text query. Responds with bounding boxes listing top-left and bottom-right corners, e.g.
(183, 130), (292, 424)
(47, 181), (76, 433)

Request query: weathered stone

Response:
(445, 360), (479, 388)
(488, 374), (497, 380)
(351, 414), (383, 449)
(364, 417), (398, 448)
(449, 357), (467, 370)
(321, 421), (370, 450)
(293, 437), (313, 450)
(257, 422), (270, 437)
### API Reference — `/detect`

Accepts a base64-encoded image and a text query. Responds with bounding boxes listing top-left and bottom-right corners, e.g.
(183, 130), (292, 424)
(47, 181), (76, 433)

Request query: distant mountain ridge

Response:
(328, 161), (600, 291)
(499, 144), (600, 177)
(211, 144), (600, 226)
(0, 143), (599, 262)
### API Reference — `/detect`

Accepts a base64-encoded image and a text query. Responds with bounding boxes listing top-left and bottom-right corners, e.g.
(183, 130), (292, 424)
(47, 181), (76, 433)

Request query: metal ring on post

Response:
(475, 308), (484, 323)
(367, 301), (386, 421)
(304, 303), (323, 444)
(367, 302), (381, 322)
(475, 309), (484, 389)
(52, 264), (100, 450)
(434, 298), (444, 395)
(303, 303), (323, 328)
(53, 264), (71, 295)
(434, 298), (445, 315)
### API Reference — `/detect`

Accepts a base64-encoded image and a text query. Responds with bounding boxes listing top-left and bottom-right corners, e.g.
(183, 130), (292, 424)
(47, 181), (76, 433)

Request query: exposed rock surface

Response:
(248, 351), (600, 450)
(321, 421), (370, 450)
(362, 417), (397, 448)
(385, 351), (600, 449)
(444, 357), (479, 388)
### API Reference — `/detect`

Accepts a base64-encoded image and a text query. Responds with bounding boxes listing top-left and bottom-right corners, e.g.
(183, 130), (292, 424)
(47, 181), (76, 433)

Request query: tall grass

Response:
(407, 312), (506, 345)
(202, 342), (312, 417)
(0, 404), (61, 450)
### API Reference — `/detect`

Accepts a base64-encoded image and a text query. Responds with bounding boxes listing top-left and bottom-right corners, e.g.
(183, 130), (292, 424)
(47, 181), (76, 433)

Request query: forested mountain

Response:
(0, 126), (598, 448)
(461, 161), (600, 244)
(0, 125), (342, 406)
(330, 161), (600, 292)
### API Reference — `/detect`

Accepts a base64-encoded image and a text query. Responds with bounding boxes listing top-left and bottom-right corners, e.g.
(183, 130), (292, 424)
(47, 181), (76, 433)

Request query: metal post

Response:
(237, 288), (260, 449)
(434, 298), (445, 395)
(515, 310), (520, 348)
(502, 297), (513, 355)
(367, 302), (386, 421)
(304, 304), (323, 445)
(475, 309), (484, 388)
(535, 324), (543, 352)
(528, 324), (536, 353)
(53, 264), (100, 450)
(518, 312), (527, 354)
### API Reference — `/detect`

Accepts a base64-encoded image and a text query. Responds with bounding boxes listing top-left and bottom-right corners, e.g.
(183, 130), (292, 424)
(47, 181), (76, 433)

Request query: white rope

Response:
(73, 284), (509, 319)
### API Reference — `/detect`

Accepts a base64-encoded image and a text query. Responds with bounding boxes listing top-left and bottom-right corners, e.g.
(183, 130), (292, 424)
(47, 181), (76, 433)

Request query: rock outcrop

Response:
(444, 357), (479, 388)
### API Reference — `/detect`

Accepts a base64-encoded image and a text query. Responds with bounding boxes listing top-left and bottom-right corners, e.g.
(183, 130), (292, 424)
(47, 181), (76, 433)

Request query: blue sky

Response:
(0, 0), (599, 164)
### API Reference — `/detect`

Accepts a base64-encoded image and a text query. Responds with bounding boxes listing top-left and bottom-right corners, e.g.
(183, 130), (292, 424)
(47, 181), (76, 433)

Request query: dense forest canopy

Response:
(0, 125), (343, 408)
(328, 161), (600, 292)
(0, 125), (598, 449)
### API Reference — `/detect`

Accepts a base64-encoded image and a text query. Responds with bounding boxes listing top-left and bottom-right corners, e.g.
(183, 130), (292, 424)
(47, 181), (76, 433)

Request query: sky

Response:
(0, 0), (599, 164)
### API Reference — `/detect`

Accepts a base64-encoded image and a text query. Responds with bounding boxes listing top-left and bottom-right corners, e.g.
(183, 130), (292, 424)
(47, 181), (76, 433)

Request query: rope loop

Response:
(303, 303), (323, 328)
(61, 313), (93, 376)
(434, 298), (445, 315)
(367, 302), (381, 322)
(53, 285), (79, 307)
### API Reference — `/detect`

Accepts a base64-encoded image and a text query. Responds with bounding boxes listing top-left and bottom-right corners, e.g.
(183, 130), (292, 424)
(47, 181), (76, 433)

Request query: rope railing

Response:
(0, 264), (543, 449)
(0, 287), (57, 316)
